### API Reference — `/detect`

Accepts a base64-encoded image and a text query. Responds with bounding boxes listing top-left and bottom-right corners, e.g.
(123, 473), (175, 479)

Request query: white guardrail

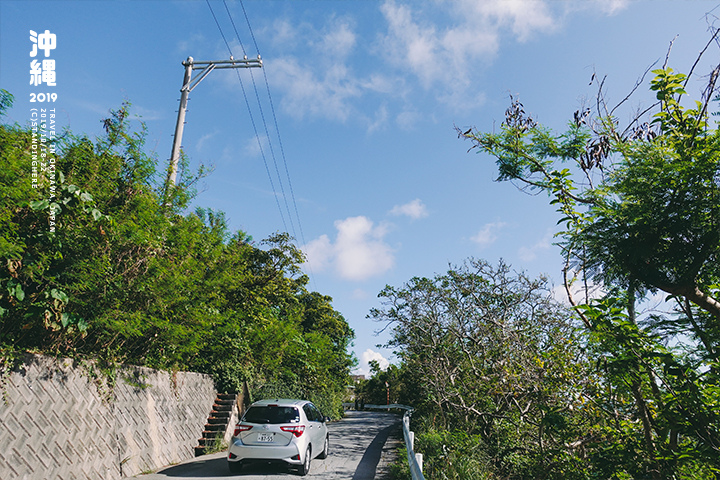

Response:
(344, 403), (426, 480)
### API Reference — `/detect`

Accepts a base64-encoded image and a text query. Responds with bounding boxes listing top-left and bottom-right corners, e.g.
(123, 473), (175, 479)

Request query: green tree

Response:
(0, 95), (355, 415)
(372, 259), (595, 479)
(459, 36), (720, 478)
(356, 360), (412, 407)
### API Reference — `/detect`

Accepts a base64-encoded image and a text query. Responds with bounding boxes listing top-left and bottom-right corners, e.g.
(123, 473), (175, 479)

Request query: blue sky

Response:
(1, 0), (718, 376)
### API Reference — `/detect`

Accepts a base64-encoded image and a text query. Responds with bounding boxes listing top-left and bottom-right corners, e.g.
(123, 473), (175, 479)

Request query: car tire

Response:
(228, 460), (243, 474)
(318, 435), (329, 459)
(298, 446), (311, 476)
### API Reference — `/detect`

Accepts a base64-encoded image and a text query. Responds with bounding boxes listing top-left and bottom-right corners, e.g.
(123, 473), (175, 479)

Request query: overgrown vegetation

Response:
(375, 35), (720, 480)
(0, 90), (354, 416)
(373, 261), (598, 479)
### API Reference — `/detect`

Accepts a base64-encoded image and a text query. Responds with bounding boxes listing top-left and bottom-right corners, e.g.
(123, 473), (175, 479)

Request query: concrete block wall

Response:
(0, 354), (217, 480)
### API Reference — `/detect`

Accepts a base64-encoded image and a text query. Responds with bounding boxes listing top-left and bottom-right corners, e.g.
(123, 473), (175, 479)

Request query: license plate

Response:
(257, 433), (274, 443)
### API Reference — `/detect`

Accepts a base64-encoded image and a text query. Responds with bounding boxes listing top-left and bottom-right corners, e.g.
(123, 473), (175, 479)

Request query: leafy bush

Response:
(0, 94), (354, 414)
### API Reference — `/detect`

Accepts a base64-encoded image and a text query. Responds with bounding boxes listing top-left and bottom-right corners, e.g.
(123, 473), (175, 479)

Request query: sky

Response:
(1, 0), (719, 376)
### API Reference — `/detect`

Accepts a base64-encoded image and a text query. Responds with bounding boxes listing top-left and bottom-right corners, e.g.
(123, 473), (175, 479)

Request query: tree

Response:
(371, 259), (596, 479)
(0, 95), (355, 416)
(459, 33), (720, 478)
(356, 360), (412, 406)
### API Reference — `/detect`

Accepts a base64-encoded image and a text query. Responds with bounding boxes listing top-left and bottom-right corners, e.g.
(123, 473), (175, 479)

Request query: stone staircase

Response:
(195, 393), (237, 456)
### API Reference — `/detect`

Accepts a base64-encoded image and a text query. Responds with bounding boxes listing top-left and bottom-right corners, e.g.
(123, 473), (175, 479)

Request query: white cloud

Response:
(252, 0), (625, 124)
(318, 19), (357, 58)
(367, 105), (389, 133)
(355, 348), (391, 376)
(131, 105), (164, 122)
(378, 0), (558, 106)
(269, 56), (362, 122)
(335, 217), (395, 280)
(265, 17), (396, 125)
(302, 216), (395, 281)
(553, 276), (672, 321)
(379, 1), (446, 89)
(589, 0), (630, 15)
(303, 234), (334, 272)
(268, 18), (298, 47)
(396, 110), (423, 130)
(243, 134), (269, 158)
(196, 131), (219, 152)
(518, 230), (554, 261)
(360, 73), (397, 96)
(389, 199), (428, 219)
(471, 222), (507, 247)
(471, 0), (556, 42)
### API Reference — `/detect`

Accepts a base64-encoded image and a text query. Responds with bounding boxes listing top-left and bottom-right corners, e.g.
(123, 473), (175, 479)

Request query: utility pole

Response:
(166, 55), (262, 189)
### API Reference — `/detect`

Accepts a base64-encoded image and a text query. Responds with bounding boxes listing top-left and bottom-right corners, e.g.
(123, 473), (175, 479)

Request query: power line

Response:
(205, 0), (315, 288)
(222, 0), (298, 243)
(205, 0), (233, 55)
(238, 0), (309, 251)
(204, 0), (291, 236)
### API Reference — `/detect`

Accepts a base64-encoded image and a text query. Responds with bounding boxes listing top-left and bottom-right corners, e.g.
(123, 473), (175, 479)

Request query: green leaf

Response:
(50, 288), (69, 305)
(29, 199), (49, 211)
(77, 318), (89, 333)
(14, 284), (25, 301)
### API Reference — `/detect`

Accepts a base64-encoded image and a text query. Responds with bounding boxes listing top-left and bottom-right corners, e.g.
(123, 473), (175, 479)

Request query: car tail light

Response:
(233, 424), (252, 436)
(280, 425), (305, 437)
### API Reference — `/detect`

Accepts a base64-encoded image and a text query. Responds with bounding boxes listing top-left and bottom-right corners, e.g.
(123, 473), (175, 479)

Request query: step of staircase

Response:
(210, 410), (232, 419)
(207, 416), (229, 425)
(200, 429), (223, 439)
(213, 401), (234, 411)
(197, 437), (220, 446)
(195, 393), (237, 456)
(204, 422), (226, 432)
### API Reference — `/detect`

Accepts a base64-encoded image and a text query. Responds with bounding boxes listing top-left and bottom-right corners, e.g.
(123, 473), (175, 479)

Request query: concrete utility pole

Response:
(166, 55), (262, 188)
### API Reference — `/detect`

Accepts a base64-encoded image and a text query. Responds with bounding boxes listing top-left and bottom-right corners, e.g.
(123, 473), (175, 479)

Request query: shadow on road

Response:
(351, 421), (400, 480)
(153, 455), (230, 478)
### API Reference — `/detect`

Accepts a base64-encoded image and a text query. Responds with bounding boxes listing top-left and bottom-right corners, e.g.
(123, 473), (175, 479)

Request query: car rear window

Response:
(243, 406), (300, 424)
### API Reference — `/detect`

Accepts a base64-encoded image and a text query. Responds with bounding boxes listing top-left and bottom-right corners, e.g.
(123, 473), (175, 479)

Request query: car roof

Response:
(250, 398), (310, 407)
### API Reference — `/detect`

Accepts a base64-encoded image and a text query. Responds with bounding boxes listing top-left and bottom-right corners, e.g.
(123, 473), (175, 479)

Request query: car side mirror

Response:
(324, 416), (331, 423)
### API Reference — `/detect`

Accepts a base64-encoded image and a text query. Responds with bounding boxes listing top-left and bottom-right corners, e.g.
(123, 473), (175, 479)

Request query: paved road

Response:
(124, 410), (401, 480)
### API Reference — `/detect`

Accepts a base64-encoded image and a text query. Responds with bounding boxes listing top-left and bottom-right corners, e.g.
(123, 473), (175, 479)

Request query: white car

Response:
(227, 398), (329, 476)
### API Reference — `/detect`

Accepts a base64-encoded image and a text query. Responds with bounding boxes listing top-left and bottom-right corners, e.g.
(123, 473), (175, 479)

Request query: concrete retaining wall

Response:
(0, 354), (216, 480)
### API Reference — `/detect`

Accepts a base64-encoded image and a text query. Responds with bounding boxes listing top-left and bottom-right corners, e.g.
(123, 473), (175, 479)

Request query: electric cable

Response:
(224, 0), (316, 288)
(206, 0), (316, 288)
(222, 0), (298, 243)
(238, 0), (309, 251)
(205, 0), (290, 236)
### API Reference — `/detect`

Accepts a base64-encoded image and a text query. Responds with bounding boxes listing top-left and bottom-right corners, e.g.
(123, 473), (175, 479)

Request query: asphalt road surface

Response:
(124, 410), (401, 480)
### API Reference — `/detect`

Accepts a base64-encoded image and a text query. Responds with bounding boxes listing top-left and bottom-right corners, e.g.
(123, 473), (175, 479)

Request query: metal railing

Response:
(346, 403), (426, 480)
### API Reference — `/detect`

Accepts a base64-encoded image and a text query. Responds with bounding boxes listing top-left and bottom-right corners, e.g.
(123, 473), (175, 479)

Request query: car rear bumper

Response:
(228, 437), (303, 465)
